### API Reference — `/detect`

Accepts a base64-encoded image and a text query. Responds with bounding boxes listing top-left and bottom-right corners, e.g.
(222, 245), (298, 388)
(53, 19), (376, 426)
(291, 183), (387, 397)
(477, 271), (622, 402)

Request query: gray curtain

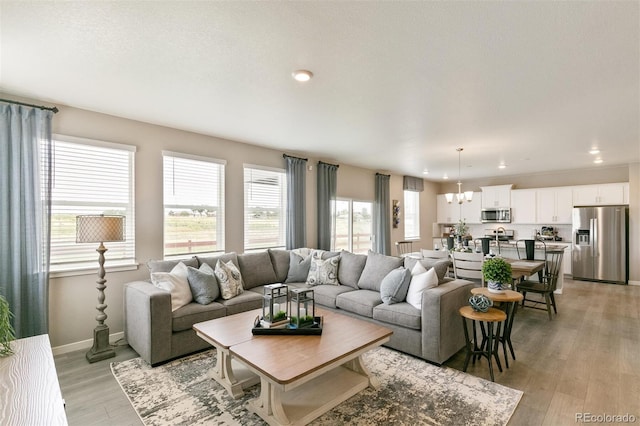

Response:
(0, 102), (53, 338)
(284, 155), (307, 249)
(403, 175), (424, 192)
(317, 162), (338, 251)
(373, 173), (391, 255)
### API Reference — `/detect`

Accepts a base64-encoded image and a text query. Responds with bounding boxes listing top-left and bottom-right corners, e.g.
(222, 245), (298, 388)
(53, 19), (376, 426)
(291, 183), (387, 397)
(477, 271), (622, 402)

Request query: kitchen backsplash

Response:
(440, 223), (572, 243)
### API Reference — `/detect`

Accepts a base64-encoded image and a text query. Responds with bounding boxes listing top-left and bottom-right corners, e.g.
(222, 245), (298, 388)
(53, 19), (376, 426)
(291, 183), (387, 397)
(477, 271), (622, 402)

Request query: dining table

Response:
(503, 258), (545, 282)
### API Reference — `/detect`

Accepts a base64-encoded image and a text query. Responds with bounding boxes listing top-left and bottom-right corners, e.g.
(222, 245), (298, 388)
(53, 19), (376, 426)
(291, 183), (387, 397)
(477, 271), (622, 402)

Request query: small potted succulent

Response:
(482, 257), (513, 294)
(0, 294), (16, 357)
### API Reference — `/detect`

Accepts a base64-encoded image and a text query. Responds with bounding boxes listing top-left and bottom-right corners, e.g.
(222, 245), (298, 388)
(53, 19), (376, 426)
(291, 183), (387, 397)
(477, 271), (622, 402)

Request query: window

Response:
(49, 135), (135, 271)
(332, 199), (373, 254)
(244, 165), (287, 251)
(404, 190), (420, 240)
(163, 152), (225, 257)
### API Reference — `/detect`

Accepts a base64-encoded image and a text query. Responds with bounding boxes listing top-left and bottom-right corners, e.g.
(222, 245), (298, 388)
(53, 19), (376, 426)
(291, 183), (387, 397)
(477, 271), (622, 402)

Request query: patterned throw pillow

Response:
(214, 260), (244, 300)
(306, 255), (341, 286)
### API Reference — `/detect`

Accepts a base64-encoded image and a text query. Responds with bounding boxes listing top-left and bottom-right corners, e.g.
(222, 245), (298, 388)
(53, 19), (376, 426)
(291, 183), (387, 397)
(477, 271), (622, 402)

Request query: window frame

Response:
(48, 134), (136, 275)
(332, 198), (373, 254)
(162, 151), (226, 259)
(403, 190), (421, 240)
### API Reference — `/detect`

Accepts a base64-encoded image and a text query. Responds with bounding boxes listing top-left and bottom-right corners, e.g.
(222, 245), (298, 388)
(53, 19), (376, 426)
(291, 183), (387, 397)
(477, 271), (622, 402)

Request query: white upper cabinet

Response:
(480, 185), (512, 209)
(461, 192), (482, 224)
(573, 183), (628, 206)
(510, 189), (537, 224)
(536, 186), (573, 224)
(436, 194), (457, 224)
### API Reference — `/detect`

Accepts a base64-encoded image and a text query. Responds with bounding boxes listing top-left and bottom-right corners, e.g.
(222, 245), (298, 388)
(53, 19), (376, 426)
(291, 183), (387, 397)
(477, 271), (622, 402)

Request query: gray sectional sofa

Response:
(124, 248), (475, 366)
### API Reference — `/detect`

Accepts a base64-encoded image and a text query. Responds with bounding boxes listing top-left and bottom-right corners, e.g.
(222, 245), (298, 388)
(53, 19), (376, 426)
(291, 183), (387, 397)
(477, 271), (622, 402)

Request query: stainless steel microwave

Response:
(481, 208), (511, 223)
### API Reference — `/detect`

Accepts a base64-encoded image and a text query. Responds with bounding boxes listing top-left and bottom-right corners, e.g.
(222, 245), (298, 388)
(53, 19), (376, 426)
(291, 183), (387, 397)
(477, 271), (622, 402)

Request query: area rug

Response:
(111, 347), (522, 426)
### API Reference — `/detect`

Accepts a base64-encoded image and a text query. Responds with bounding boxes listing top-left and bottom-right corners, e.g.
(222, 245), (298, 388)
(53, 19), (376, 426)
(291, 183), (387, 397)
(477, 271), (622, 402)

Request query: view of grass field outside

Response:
(244, 167), (287, 250)
(333, 200), (372, 254)
(163, 154), (225, 257)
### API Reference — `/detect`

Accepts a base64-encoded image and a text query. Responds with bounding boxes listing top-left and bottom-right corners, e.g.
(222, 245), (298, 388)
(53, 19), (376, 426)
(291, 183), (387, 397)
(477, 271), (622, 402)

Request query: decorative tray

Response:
(251, 316), (323, 335)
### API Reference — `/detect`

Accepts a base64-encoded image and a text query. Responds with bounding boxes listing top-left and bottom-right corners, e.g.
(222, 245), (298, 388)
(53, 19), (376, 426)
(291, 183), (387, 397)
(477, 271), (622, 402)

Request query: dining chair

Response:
(516, 249), (564, 320)
(421, 249), (449, 260)
(395, 241), (413, 257)
(516, 239), (546, 281)
(451, 251), (485, 286)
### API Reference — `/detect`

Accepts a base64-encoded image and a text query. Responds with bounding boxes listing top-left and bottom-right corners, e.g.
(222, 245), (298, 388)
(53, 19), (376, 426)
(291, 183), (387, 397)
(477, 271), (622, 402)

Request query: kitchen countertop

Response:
(488, 241), (570, 251)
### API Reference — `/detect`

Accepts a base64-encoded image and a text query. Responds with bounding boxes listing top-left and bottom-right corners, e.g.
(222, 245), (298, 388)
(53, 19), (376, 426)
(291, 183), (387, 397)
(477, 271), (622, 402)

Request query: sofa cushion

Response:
(268, 249), (290, 283)
(150, 262), (193, 311)
(237, 251), (278, 289)
(147, 257), (198, 274)
(311, 284), (355, 308)
(172, 301), (226, 332)
(197, 252), (239, 271)
(306, 255), (340, 286)
(357, 250), (403, 291)
(336, 289), (383, 318)
(379, 267), (411, 305)
(219, 291), (263, 315)
(285, 251), (312, 283)
(406, 265), (438, 310)
(214, 260), (244, 300)
(187, 263), (220, 305)
(373, 302), (421, 330)
(338, 250), (367, 289)
(403, 257), (450, 284)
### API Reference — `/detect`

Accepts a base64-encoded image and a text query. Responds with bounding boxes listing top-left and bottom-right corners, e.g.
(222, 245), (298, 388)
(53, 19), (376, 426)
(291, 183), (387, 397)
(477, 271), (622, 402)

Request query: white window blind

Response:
(49, 135), (135, 270)
(163, 152), (225, 257)
(404, 190), (420, 240)
(244, 165), (287, 251)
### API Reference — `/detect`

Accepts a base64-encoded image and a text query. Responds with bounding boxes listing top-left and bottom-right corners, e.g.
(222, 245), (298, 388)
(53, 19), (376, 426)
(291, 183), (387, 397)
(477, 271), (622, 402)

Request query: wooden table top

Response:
(193, 309), (261, 349)
(229, 307), (392, 385)
(471, 287), (524, 302)
(503, 258), (545, 280)
(459, 306), (507, 322)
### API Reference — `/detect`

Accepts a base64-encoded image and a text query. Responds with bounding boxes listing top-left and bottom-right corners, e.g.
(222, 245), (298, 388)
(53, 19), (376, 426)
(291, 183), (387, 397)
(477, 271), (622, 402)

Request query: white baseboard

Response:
(629, 280), (640, 286)
(52, 331), (124, 356)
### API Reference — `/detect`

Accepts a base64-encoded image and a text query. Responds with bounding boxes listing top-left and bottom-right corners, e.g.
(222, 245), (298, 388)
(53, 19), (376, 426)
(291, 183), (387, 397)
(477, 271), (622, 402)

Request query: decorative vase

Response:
(487, 281), (505, 294)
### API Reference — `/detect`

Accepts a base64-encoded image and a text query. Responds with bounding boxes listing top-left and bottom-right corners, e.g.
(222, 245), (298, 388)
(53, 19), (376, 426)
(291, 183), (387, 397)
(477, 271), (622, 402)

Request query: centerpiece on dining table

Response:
(482, 257), (513, 293)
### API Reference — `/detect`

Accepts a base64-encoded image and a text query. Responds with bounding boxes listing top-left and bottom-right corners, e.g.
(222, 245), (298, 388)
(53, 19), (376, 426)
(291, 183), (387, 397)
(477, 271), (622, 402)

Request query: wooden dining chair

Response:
(516, 249), (564, 320)
(516, 239), (546, 281)
(451, 251), (485, 286)
(395, 241), (413, 257)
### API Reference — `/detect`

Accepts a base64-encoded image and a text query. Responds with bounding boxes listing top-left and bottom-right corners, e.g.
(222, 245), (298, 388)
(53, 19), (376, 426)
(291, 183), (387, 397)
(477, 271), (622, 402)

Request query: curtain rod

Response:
(0, 98), (59, 113)
(376, 172), (390, 177)
(283, 153), (308, 161)
(318, 160), (339, 168)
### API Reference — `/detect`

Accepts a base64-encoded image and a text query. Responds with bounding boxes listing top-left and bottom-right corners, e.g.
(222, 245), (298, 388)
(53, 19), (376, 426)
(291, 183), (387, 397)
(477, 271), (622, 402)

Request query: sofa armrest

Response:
(124, 281), (172, 365)
(420, 279), (474, 364)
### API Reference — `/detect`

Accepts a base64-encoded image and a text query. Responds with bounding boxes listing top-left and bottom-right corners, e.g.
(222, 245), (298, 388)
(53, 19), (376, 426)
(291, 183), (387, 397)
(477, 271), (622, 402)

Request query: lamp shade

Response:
(76, 215), (125, 243)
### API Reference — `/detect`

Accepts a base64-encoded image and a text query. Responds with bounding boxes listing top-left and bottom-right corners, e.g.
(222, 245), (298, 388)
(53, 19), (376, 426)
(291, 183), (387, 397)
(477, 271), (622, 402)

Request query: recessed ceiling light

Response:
(589, 149), (600, 155)
(423, 169), (429, 175)
(594, 158), (603, 164)
(292, 70), (313, 82)
(498, 163), (507, 169)
(443, 175), (449, 180)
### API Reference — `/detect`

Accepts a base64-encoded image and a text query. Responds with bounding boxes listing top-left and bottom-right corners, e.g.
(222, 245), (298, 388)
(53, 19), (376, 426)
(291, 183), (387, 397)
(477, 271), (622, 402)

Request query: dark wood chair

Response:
(516, 249), (564, 320)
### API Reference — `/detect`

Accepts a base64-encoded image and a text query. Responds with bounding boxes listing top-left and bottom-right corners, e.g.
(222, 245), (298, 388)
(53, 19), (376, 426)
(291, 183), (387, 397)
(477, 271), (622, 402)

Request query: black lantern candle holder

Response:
(290, 288), (315, 328)
(261, 283), (289, 328)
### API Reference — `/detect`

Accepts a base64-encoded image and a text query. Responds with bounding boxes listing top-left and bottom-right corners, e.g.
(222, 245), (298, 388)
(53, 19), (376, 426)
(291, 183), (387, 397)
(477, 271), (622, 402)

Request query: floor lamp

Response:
(76, 214), (125, 363)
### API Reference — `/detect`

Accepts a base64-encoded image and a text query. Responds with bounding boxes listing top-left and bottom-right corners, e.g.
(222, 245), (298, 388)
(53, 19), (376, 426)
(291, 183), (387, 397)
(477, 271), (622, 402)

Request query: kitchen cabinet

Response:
(436, 194), (457, 224)
(562, 244), (572, 276)
(536, 186), (573, 224)
(460, 191), (482, 224)
(572, 183), (627, 206)
(510, 189), (537, 224)
(480, 185), (512, 209)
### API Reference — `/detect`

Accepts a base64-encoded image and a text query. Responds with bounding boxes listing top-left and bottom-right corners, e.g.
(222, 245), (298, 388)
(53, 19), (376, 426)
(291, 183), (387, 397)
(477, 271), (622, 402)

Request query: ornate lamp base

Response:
(86, 324), (115, 363)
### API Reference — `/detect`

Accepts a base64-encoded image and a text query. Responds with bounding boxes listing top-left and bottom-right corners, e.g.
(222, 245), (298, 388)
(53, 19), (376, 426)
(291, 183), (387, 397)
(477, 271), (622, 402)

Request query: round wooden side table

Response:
(471, 287), (523, 368)
(459, 305), (506, 382)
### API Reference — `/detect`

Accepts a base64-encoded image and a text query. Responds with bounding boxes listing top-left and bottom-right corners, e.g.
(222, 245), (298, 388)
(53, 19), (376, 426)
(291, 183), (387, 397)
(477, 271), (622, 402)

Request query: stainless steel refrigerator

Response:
(572, 206), (628, 284)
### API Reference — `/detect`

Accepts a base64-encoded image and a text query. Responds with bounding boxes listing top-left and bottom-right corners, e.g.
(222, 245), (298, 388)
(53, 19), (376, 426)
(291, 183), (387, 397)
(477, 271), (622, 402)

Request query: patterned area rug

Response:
(111, 347), (522, 426)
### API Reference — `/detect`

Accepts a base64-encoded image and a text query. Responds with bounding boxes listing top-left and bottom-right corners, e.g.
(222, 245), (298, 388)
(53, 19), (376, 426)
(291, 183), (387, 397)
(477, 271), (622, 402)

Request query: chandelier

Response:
(445, 147), (473, 204)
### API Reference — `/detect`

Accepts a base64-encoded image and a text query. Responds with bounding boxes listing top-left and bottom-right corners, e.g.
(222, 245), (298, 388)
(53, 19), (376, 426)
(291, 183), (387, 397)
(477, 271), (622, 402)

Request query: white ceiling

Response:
(1, 1), (638, 181)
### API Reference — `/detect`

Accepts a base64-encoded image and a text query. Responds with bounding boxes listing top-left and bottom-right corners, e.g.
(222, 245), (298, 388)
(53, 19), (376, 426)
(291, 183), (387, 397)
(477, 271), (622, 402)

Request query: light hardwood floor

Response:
(54, 278), (640, 425)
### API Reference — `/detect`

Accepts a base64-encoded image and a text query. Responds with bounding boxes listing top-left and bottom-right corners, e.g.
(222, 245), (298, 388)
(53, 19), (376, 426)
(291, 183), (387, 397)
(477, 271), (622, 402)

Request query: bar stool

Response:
(459, 306), (506, 382)
(471, 287), (523, 368)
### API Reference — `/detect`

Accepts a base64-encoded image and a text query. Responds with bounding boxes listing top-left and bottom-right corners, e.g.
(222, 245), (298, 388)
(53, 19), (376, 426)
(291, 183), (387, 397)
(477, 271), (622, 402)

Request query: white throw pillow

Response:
(411, 261), (427, 276)
(406, 267), (438, 310)
(150, 261), (193, 311)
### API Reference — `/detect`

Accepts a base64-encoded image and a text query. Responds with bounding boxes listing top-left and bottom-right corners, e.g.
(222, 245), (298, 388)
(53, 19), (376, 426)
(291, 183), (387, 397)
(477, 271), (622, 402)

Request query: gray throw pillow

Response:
(285, 251), (312, 283)
(338, 250), (367, 288)
(380, 267), (412, 304)
(187, 263), (219, 305)
(357, 250), (404, 291)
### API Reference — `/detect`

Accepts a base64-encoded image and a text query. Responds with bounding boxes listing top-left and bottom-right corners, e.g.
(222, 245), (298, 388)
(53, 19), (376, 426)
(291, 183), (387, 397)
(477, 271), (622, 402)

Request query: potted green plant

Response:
(482, 257), (513, 294)
(0, 294), (16, 356)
